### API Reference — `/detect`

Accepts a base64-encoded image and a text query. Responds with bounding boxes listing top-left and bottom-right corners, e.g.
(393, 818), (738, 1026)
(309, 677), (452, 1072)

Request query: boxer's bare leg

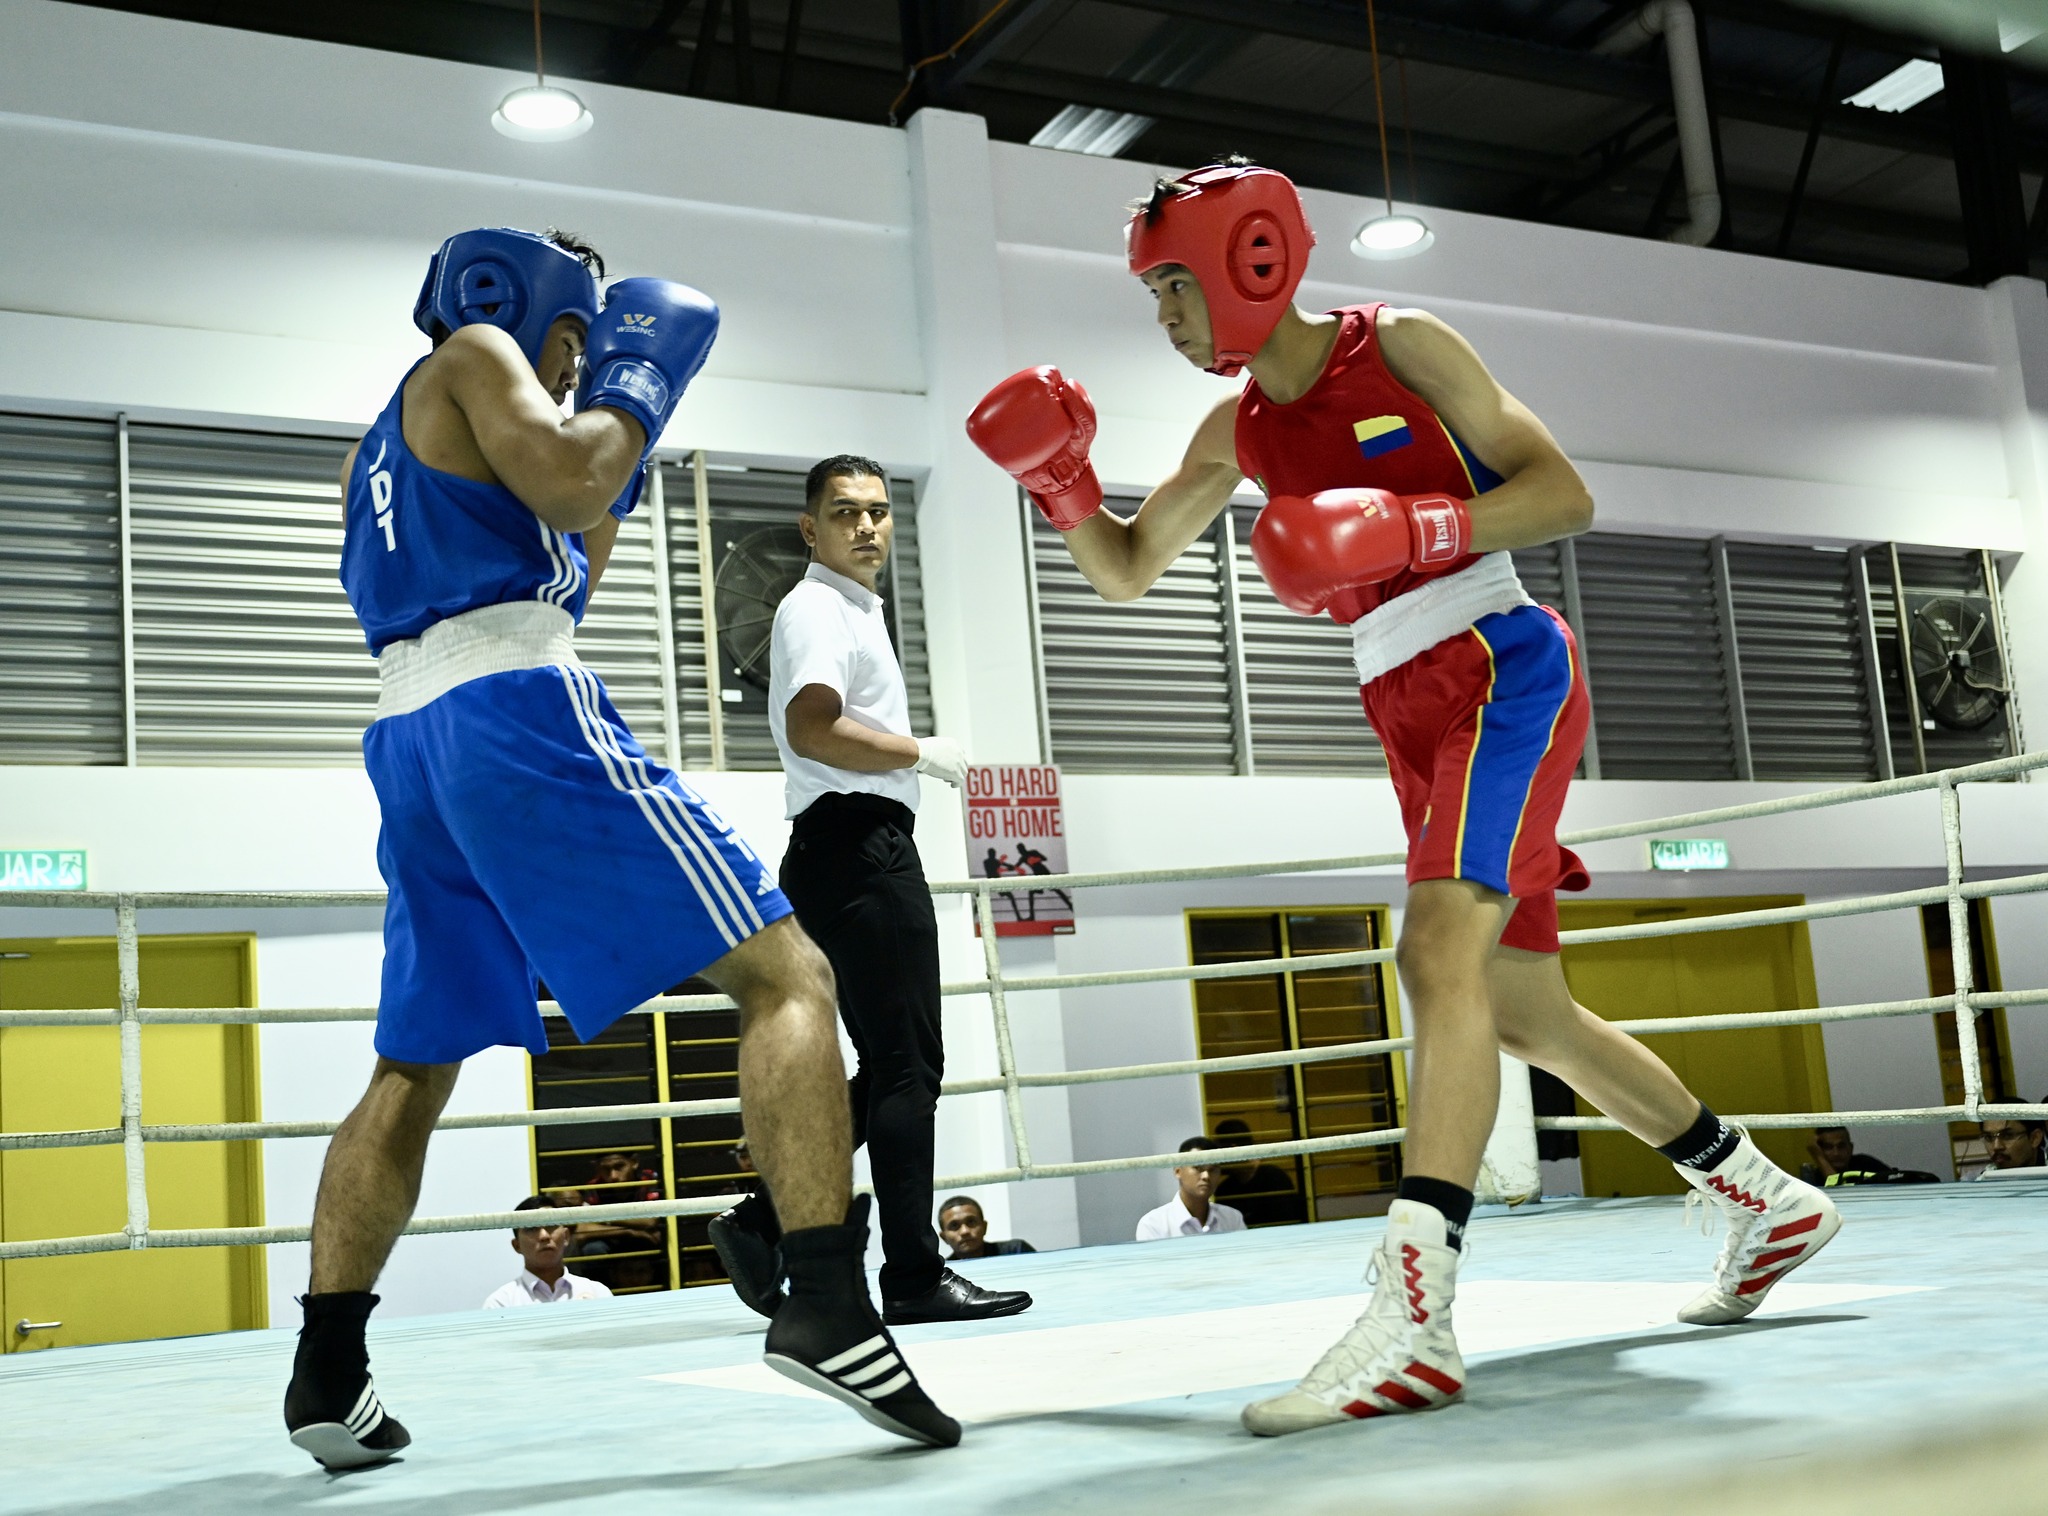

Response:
(1395, 878), (1515, 1185)
(308, 1059), (460, 1293)
(703, 916), (851, 1232)
(1489, 948), (1697, 1146)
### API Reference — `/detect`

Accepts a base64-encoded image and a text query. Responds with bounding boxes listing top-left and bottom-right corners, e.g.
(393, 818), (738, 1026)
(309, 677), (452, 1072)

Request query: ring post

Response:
(116, 898), (150, 1249)
(975, 885), (1033, 1171)
(1941, 776), (1985, 1120)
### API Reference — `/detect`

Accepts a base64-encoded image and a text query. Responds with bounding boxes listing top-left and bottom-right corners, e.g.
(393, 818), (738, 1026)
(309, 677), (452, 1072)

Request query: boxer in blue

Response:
(284, 228), (958, 1467)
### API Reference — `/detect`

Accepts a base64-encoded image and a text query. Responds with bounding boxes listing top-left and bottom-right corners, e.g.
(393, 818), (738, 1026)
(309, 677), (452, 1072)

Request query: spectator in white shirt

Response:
(482, 1195), (615, 1309)
(1135, 1137), (1248, 1241)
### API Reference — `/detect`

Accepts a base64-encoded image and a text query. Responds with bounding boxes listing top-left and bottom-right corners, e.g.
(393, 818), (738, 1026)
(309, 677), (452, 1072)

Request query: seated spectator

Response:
(483, 1196), (614, 1308)
(575, 1152), (663, 1257)
(1977, 1115), (2047, 1176)
(938, 1195), (1037, 1260)
(1135, 1137), (1247, 1241)
(1211, 1117), (1306, 1226)
(1801, 1125), (1897, 1187)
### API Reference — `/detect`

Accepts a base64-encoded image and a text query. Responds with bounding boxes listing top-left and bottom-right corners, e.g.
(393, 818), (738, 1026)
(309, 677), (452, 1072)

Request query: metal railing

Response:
(2, 749), (2046, 1261)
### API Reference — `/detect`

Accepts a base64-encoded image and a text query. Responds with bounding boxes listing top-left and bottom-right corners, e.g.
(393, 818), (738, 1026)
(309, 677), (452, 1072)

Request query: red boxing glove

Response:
(1250, 488), (1472, 616)
(965, 365), (1104, 530)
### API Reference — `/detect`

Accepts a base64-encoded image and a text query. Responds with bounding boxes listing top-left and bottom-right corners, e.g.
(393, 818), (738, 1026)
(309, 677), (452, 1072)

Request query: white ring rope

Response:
(1, 748), (2043, 1261)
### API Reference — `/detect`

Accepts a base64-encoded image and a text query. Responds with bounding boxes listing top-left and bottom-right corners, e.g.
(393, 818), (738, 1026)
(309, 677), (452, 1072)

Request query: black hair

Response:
(804, 454), (889, 515)
(1178, 1135), (1222, 1155)
(937, 1195), (983, 1217)
(513, 1193), (577, 1229)
(1813, 1125), (1850, 1138)
(1213, 1118), (1253, 1141)
(543, 226), (606, 279)
(1132, 153), (1261, 223)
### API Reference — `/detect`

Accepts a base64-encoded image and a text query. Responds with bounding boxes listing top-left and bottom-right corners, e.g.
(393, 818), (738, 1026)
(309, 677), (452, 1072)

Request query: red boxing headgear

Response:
(1126, 165), (1316, 377)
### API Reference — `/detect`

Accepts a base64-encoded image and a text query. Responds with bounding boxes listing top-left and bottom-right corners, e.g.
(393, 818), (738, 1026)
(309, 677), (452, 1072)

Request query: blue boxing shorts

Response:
(363, 622), (790, 1065)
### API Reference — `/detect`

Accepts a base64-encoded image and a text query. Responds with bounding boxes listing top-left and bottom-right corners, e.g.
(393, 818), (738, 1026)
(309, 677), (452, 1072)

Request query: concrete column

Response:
(1984, 276), (2048, 757)
(903, 106), (1043, 764)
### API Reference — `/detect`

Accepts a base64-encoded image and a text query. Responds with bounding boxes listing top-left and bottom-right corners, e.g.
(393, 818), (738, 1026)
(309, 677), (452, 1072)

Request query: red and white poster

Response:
(962, 764), (1074, 937)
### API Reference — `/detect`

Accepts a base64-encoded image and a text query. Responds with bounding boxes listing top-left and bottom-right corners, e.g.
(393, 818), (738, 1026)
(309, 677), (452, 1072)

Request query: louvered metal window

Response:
(0, 415), (124, 764)
(1228, 502), (1384, 776)
(1028, 503), (1237, 774)
(0, 417), (934, 774)
(126, 425), (366, 766)
(1027, 506), (2013, 784)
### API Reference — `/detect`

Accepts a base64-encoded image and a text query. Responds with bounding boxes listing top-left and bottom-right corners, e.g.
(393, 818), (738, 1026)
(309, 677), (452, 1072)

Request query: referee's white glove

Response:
(913, 736), (969, 788)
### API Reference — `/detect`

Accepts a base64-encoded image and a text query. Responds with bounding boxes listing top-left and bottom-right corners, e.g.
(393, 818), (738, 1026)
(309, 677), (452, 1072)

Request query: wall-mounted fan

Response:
(714, 525), (808, 690)
(1904, 591), (2009, 732)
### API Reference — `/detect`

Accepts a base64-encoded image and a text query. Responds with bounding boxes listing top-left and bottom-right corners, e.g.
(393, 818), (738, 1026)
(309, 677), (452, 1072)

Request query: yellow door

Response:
(1558, 899), (1830, 1198)
(0, 934), (266, 1352)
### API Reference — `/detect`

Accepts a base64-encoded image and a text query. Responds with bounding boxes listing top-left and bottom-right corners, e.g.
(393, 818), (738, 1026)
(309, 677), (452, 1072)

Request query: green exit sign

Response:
(1648, 838), (1729, 872)
(0, 850), (87, 890)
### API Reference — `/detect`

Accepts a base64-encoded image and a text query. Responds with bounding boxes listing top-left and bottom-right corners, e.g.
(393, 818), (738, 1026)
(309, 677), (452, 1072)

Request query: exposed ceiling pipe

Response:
(1596, 0), (1722, 247)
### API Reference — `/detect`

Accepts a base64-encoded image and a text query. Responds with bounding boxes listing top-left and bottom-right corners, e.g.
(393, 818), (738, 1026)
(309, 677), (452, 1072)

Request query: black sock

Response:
(1396, 1176), (1474, 1251)
(1656, 1105), (1740, 1171)
(285, 1292), (377, 1425)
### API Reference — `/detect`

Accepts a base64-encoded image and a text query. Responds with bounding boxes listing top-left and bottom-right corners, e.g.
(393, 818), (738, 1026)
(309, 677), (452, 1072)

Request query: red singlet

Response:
(1233, 303), (1590, 953)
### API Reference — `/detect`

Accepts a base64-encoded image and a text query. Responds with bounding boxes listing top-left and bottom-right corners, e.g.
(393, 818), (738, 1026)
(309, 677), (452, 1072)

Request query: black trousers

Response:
(779, 792), (945, 1300)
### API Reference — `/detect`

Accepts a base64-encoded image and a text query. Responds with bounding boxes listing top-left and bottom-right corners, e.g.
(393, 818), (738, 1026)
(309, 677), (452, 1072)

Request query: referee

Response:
(710, 454), (1033, 1326)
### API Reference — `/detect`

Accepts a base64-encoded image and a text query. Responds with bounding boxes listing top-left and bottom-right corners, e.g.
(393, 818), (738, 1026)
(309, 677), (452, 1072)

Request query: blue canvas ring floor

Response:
(4, 1181), (2038, 1515)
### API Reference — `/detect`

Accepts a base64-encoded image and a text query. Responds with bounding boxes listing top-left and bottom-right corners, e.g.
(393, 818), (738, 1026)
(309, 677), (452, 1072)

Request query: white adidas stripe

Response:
(344, 1383), (384, 1438)
(816, 1335), (891, 1376)
(861, 1370), (913, 1401)
(839, 1353), (904, 1387)
(560, 665), (765, 940)
(563, 663), (764, 935)
(555, 667), (749, 947)
(535, 521), (581, 609)
(561, 663), (758, 940)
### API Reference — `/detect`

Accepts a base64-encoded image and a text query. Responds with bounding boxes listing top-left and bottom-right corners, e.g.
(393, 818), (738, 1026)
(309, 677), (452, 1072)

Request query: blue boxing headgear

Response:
(413, 228), (601, 368)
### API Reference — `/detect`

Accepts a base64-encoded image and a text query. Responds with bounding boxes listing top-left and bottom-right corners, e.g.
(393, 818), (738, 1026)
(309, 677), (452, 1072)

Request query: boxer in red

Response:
(967, 159), (1841, 1436)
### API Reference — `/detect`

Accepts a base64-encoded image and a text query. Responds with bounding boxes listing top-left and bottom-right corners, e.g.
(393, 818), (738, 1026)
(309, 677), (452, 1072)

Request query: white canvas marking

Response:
(649, 1280), (1921, 1424)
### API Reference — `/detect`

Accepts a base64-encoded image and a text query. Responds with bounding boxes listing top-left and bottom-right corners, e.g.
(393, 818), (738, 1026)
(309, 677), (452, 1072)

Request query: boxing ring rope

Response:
(3, 748), (2048, 1262)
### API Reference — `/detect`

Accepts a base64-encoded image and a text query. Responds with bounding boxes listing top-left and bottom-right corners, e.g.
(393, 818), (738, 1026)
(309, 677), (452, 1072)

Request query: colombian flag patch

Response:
(1354, 414), (1414, 460)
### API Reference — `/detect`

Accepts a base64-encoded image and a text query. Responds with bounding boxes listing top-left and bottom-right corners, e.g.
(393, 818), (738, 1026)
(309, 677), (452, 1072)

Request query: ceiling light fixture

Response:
(1843, 57), (1944, 114)
(493, 0), (592, 141)
(1351, 0), (1433, 261)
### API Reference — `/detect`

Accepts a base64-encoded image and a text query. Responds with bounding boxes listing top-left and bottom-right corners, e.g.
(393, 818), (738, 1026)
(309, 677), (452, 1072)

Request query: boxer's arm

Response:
(436, 325), (645, 534)
(1376, 307), (1593, 550)
(785, 683), (920, 772)
(582, 512), (620, 598)
(1063, 396), (1241, 602)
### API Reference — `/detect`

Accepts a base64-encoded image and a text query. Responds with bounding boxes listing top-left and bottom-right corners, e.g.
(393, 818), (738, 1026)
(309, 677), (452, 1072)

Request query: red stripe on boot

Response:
(1343, 1400), (1380, 1419)
(1405, 1360), (1463, 1397)
(1735, 1267), (1787, 1297)
(1750, 1244), (1807, 1271)
(1374, 1380), (1431, 1410)
(1766, 1213), (1822, 1243)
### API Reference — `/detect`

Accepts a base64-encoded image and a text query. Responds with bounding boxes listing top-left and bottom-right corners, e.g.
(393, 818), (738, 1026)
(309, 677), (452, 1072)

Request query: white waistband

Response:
(375, 601), (581, 720)
(1350, 552), (1536, 686)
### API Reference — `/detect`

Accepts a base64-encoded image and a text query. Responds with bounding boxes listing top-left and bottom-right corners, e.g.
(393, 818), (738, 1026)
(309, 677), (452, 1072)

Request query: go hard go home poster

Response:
(962, 765), (1074, 937)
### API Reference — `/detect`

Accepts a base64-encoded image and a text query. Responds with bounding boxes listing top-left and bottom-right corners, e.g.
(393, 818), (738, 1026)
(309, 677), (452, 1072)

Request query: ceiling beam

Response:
(1091, 0), (2048, 171)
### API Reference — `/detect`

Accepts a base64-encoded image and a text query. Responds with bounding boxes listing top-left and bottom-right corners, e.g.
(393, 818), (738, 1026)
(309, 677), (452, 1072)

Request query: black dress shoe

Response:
(882, 1268), (1033, 1326)
(709, 1201), (787, 1320)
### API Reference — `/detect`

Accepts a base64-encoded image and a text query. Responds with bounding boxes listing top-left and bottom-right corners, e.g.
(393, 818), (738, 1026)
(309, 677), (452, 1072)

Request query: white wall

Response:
(6, 0), (2048, 1298)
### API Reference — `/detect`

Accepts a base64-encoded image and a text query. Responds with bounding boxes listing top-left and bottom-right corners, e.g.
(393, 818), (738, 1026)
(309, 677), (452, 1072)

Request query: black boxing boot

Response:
(709, 1190), (787, 1320)
(283, 1292), (411, 1471)
(763, 1197), (961, 1448)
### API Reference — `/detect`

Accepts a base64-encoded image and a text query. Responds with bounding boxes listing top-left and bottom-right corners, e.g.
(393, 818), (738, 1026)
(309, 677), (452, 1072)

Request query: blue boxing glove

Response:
(577, 277), (720, 518)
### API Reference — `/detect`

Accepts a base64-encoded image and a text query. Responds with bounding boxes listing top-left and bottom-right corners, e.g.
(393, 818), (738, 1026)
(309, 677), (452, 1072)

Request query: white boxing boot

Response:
(1242, 1200), (1466, 1436)
(1675, 1133), (1842, 1326)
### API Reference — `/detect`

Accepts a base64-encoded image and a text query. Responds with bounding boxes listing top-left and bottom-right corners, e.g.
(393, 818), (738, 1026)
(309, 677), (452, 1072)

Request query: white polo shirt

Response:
(769, 561), (920, 819)
(1134, 1194), (1247, 1241)
(482, 1268), (614, 1309)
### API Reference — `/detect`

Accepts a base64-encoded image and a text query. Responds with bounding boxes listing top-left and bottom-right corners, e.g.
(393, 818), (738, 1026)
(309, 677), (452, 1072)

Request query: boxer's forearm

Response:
(1464, 455), (1594, 552)
(581, 513), (620, 598)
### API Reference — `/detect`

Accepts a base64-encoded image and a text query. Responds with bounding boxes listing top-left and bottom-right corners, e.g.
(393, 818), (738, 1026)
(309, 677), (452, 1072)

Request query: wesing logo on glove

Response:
(621, 313), (657, 331)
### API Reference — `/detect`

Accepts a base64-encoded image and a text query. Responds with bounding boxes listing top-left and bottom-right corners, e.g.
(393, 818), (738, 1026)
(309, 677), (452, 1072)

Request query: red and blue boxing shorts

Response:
(1363, 603), (1591, 954)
